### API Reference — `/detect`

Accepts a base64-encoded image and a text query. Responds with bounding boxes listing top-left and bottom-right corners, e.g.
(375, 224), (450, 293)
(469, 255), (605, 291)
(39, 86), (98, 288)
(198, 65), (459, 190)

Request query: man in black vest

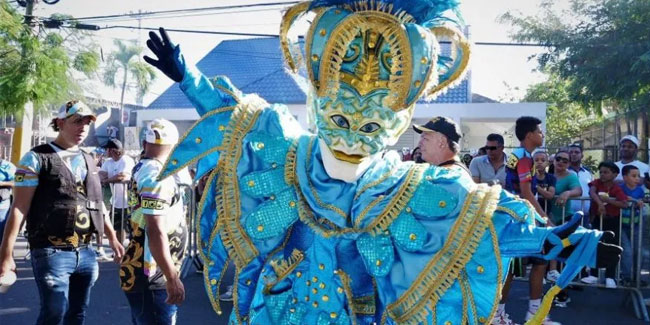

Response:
(0, 100), (125, 324)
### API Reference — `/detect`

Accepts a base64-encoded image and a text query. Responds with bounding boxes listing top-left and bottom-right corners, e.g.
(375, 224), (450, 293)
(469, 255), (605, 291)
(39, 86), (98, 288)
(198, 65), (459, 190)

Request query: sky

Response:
(25, 0), (552, 106)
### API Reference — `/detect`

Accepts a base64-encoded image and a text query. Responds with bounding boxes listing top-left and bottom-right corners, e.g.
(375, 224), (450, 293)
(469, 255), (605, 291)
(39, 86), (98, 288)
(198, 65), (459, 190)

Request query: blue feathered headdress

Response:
(309, 0), (461, 24)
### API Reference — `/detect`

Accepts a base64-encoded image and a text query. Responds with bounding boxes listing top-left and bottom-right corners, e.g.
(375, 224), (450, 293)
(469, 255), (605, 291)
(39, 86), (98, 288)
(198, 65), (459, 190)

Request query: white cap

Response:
(144, 118), (179, 145)
(57, 101), (96, 121)
(620, 135), (640, 148)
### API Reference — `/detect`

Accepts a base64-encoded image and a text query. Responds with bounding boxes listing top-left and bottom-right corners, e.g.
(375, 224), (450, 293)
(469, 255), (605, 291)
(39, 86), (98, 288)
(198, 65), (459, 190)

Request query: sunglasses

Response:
(555, 157), (569, 163)
(485, 146), (501, 151)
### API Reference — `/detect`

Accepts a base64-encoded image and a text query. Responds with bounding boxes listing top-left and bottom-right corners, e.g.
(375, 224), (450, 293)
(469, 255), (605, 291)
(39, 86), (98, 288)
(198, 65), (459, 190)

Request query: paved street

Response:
(1, 236), (648, 324)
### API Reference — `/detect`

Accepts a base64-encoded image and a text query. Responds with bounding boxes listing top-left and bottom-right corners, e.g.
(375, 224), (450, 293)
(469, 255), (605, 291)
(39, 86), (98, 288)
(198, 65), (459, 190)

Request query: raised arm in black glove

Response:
(144, 27), (184, 82)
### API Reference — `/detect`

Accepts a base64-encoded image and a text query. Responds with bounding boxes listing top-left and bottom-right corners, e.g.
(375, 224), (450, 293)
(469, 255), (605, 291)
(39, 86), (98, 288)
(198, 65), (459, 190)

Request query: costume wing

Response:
(159, 67), (308, 319)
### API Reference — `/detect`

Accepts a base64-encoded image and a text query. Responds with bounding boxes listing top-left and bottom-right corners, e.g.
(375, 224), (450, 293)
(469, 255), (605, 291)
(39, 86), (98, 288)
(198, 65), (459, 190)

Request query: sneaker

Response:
(219, 285), (233, 301)
(580, 275), (598, 284)
(605, 278), (617, 289)
(490, 310), (518, 325)
(553, 291), (571, 308)
(546, 270), (561, 282)
(95, 248), (110, 261)
(525, 310), (561, 325)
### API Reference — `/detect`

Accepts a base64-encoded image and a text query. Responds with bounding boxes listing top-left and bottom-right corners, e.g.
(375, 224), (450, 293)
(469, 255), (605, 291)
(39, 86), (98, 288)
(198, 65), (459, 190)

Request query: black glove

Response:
(143, 27), (184, 82)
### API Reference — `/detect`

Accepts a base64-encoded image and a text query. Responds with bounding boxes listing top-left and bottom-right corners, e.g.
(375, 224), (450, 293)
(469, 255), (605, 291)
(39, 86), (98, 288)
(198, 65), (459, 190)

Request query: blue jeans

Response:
(31, 246), (99, 325)
(125, 288), (177, 325)
(0, 206), (9, 244)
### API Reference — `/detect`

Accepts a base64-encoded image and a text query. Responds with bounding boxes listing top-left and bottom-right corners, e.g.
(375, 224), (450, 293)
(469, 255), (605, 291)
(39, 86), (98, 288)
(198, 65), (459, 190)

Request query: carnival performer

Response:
(143, 1), (620, 324)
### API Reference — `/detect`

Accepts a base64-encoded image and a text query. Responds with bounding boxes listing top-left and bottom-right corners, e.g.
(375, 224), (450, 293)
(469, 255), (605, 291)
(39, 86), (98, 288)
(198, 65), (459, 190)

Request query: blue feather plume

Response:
(309, 0), (461, 24)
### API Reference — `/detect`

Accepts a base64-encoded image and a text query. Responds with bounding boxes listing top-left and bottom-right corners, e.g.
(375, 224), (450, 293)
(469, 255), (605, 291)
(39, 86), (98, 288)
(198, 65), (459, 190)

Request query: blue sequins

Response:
(409, 181), (458, 218)
(356, 233), (394, 276)
(245, 188), (299, 240)
(389, 212), (426, 252)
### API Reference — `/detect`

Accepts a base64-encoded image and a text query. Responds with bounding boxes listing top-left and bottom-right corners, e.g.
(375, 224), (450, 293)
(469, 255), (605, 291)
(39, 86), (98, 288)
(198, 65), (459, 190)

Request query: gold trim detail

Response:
(216, 97), (267, 270)
(384, 185), (501, 324)
(485, 222), (503, 324)
(159, 105), (235, 180)
(295, 137), (425, 238)
(351, 293), (377, 315)
(459, 270), (478, 325)
(353, 166), (394, 200)
(284, 139), (299, 185)
(425, 25), (471, 100)
(264, 248), (305, 294)
(317, 11), (413, 111)
(204, 257), (230, 316)
(280, 2), (311, 73)
(335, 269), (358, 325)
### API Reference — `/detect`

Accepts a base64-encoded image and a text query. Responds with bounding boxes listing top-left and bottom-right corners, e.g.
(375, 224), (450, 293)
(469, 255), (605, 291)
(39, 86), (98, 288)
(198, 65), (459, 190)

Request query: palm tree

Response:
(103, 39), (156, 137)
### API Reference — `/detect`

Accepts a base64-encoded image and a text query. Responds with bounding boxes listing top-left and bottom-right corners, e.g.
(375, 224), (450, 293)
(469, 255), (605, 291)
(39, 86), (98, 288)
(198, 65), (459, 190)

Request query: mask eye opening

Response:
(330, 114), (350, 129)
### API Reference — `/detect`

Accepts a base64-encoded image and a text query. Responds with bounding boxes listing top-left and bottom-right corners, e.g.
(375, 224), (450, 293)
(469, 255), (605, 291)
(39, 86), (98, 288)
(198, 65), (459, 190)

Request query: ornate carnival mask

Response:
(280, 0), (470, 180)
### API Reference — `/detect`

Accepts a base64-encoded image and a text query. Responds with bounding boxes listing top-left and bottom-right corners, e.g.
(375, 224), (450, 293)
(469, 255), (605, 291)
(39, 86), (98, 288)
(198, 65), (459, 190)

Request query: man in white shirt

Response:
(100, 139), (135, 244)
(615, 135), (650, 189)
(568, 144), (593, 216)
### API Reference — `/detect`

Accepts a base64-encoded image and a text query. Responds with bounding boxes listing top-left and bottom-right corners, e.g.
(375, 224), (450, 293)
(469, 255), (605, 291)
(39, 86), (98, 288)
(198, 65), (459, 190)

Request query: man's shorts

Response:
(111, 207), (129, 231)
(511, 257), (548, 277)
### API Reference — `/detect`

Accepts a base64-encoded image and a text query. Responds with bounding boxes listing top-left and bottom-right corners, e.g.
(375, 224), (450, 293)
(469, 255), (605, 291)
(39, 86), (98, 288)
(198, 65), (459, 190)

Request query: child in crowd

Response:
(532, 150), (556, 215)
(583, 162), (628, 288)
(620, 165), (647, 284)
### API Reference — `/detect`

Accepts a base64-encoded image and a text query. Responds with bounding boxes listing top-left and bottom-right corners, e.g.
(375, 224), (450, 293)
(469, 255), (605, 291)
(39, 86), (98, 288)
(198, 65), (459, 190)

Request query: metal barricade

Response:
(553, 196), (650, 321)
(179, 183), (203, 279)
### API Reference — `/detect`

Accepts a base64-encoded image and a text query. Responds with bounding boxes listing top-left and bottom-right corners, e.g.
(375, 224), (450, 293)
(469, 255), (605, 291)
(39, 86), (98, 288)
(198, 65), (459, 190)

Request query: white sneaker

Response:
(95, 248), (110, 261)
(546, 270), (560, 282)
(525, 310), (561, 325)
(490, 310), (518, 325)
(605, 278), (617, 289)
(580, 275), (598, 284)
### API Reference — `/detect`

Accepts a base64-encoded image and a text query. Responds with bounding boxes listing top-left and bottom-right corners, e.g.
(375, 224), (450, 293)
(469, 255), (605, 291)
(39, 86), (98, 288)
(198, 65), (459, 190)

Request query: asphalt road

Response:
(1, 237), (648, 324)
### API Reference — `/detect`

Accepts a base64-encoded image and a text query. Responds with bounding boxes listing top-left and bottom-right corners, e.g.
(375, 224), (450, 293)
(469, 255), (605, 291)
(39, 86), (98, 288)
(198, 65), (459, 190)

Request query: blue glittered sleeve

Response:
(179, 65), (242, 117)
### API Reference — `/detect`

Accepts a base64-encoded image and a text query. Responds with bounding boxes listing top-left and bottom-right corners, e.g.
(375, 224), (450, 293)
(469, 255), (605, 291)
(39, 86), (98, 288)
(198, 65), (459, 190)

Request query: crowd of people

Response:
(405, 116), (650, 325)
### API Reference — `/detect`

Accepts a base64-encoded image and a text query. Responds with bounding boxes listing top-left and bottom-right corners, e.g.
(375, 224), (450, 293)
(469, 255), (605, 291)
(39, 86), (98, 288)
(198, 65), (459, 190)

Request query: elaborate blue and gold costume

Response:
(145, 1), (617, 324)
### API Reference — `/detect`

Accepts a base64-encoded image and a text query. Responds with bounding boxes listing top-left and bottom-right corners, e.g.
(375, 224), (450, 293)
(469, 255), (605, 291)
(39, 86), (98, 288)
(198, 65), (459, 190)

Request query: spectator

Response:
(548, 153), (556, 175)
(568, 144), (593, 215)
(615, 135), (650, 189)
(583, 162), (627, 288)
(532, 150), (556, 216)
(0, 100), (124, 324)
(413, 117), (470, 175)
(120, 118), (187, 324)
(619, 165), (647, 284)
(469, 133), (507, 185)
(99, 139), (135, 246)
(546, 150), (582, 288)
(0, 159), (15, 244)
(499, 116), (555, 325)
(477, 146), (487, 157)
(411, 147), (423, 163)
(462, 153), (473, 168)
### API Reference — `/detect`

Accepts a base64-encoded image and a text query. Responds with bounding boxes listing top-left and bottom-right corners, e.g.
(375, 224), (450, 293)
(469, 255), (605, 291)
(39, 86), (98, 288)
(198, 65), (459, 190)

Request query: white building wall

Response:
(136, 102), (546, 154)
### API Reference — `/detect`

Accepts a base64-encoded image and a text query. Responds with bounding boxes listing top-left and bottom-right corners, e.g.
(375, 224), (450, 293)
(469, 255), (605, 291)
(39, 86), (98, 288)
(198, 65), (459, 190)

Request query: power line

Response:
(49, 1), (299, 22)
(72, 7), (286, 25)
(101, 25), (551, 47)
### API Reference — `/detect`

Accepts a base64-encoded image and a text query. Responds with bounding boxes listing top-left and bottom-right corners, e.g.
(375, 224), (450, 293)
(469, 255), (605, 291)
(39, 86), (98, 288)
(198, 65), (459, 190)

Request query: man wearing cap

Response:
(413, 116), (470, 175)
(0, 100), (124, 324)
(120, 118), (188, 324)
(615, 135), (650, 188)
(100, 139), (135, 246)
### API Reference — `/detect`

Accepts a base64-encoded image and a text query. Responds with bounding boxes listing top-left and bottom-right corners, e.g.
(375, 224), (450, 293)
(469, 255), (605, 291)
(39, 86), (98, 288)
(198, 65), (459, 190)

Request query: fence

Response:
(536, 196), (650, 321)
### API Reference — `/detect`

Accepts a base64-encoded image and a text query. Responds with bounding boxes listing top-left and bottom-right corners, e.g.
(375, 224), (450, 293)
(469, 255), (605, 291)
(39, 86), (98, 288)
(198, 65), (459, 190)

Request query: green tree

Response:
(103, 39), (156, 110)
(523, 74), (597, 149)
(0, 1), (99, 114)
(501, 0), (650, 111)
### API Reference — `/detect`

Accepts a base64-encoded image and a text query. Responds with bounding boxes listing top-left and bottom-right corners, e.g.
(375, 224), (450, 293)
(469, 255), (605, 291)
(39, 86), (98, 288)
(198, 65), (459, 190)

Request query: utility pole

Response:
(11, 0), (37, 165)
